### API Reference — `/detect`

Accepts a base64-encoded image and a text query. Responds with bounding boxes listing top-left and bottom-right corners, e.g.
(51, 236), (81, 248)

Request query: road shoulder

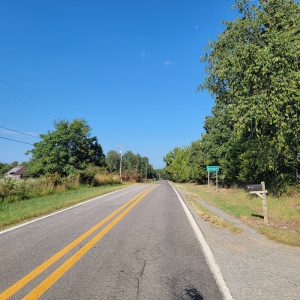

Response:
(176, 184), (300, 300)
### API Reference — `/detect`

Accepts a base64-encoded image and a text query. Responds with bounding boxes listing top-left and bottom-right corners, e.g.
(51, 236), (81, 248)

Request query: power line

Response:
(0, 97), (19, 108)
(0, 78), (56, 116)
(0, 88), (36, 111)
(0, 126), (39, 138)
(0, 136), (34, 145)
(0, 87), (25, 103)
(0, 79), (44, 105)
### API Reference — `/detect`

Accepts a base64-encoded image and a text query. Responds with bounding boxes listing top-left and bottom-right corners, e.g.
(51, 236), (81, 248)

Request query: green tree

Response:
(106, 150), (120, 173)
(27, 119), (105, 176)
(164, 147), (193, 182)
(188, 140), (208, 183)
(120, 151), (155, 180)
(123, 151), (138, 172)
(200, 0), (300, 190)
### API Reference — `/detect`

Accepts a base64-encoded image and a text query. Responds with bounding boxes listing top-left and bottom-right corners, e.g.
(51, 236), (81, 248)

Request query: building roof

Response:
(7, 166), (24, 176)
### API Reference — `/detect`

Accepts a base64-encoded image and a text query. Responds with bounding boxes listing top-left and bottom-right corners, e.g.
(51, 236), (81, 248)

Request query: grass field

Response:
(179, 183), (300, 247)
(0, 184), (132, 229)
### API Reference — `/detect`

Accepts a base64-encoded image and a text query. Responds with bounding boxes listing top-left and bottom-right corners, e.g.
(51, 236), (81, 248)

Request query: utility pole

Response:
(119, 144), (124, 181)
(145, 162), (148, 180)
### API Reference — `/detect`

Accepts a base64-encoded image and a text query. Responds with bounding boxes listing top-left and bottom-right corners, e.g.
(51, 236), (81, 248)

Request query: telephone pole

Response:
(119, 144), (125, 180)
(145, 162), (148, 180)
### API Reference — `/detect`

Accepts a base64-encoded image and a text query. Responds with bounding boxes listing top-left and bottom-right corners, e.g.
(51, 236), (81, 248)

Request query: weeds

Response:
(0, 172), (121, 203)
(0, 184), (130, 229)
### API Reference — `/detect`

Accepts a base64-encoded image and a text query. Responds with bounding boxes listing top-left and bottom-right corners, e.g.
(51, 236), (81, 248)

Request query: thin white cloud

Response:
(163, 60), (174, 66)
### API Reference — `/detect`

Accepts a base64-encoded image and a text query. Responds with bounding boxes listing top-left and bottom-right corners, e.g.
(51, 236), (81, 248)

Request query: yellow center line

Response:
(23, 188), (152, 300)
(0, 187), (150, 300)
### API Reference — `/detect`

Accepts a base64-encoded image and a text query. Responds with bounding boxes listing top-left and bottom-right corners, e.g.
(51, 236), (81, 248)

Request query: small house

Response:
(5, 166), (24, 179)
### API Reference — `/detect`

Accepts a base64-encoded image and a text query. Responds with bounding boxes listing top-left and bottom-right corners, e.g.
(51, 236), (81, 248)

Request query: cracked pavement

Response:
(0, 182), (222, 299)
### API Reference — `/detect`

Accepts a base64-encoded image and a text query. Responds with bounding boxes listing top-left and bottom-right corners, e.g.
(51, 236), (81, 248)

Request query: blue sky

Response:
(0, 0), (238, 168)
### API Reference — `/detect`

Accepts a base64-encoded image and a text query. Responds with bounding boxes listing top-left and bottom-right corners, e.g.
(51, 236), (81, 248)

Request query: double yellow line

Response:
(0, 187), (152, 300)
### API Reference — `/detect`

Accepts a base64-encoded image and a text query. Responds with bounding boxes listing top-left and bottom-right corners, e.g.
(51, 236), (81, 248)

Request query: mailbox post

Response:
(261, 181), (268, 225)
(246, 181), (268, 225)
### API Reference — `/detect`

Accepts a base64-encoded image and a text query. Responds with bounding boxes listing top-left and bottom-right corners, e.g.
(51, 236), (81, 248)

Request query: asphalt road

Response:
(0, 182), (222, 300)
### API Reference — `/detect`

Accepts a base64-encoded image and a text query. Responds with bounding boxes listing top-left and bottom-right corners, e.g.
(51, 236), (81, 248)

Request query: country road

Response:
(0, 182), (223, 300)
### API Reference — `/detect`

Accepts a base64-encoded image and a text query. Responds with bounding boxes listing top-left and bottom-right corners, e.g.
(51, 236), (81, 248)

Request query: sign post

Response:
(208, 171), (210, 189)
(206, 166), (220, 192)
(246, 181), (268, 225)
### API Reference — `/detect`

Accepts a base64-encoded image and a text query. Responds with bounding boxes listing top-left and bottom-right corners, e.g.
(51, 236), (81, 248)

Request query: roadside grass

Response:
(176, 185), (242, 234)
(0, 184), (132, 230)
(180, 183), (300, 247)
(259, 226), (300, 247)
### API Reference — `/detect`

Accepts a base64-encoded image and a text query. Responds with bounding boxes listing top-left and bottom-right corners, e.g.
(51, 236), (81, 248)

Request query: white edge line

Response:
(171, 184), (234, 300)
(0, 184), (142, 236)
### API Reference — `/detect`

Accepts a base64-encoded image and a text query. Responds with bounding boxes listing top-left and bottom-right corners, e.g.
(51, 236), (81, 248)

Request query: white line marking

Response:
(0, 184), (142, 236)
(171, 184), (234, 300)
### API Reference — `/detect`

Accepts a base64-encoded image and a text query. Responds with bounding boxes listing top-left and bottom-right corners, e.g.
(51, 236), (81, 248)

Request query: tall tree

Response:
(27, 119), (105, 176)
(164, 147), (192, 182)
(119, 151), (155, 180)
(106, 150), (120, 173)
(200, 0), (300, 189)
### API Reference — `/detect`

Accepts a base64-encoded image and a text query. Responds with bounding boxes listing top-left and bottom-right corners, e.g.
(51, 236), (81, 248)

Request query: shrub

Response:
(0, 169), (121, 204)
(25, 177), (56, 197)
(0, 179), (17, 202)
(13, 180), (30, 201)
(121, 171), (142, 182)
(61, 174), (80, 189)
(0, 178), (55, 202)
(93, 174), (121, 186)
(79, 165), (102, 185)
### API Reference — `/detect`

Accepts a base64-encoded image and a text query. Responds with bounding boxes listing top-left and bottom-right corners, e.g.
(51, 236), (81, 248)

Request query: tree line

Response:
(164, 0), (300, 192)
(106, 150), (156, 181)
(1, 119), (157, 181)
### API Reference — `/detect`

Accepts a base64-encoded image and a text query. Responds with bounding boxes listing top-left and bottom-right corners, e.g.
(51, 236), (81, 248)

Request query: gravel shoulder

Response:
(178, 187), (300, 300)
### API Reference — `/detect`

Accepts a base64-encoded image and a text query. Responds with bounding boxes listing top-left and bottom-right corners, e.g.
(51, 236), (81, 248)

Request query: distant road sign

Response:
(206, 166), (219, 172)
(245, 184), (262, 192)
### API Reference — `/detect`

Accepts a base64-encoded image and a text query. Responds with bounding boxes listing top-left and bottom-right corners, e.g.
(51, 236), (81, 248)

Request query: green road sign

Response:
(207, 166), (219, 172)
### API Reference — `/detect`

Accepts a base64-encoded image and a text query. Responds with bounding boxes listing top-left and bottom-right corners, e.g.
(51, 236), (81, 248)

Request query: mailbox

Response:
(245, 184), (263, 192)
(246, 181), (268, 225)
